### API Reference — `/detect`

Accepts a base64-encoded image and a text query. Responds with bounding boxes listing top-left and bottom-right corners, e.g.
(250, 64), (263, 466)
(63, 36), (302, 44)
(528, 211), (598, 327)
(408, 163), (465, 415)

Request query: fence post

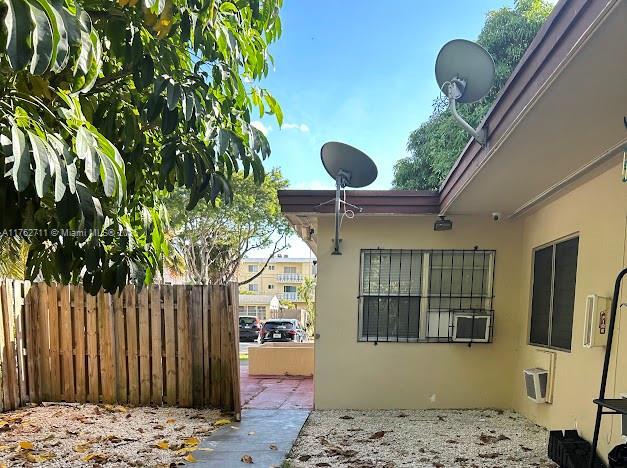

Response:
(229, 283), (241, 421)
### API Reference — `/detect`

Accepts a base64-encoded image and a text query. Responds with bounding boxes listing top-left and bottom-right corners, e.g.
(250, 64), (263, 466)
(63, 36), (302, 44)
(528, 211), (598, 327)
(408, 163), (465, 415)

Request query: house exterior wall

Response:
(314, 214), (523, 410)
(313, 161), (626, 460)
(512, 161), (627, 457)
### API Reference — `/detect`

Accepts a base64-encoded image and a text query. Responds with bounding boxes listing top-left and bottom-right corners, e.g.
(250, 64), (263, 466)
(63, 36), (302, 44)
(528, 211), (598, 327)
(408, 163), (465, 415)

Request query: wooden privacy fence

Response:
(0, 279), (241, 417)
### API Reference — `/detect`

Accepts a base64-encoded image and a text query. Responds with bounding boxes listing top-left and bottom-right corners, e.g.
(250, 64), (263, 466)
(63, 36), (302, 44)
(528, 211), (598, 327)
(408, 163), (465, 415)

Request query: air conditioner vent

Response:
(524, 368), (548, 403)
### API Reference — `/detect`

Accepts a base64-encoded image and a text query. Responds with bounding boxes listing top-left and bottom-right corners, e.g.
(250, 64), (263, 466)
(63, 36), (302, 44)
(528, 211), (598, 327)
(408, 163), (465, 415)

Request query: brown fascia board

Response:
(438, 0), (606, 211)
(278, 190), (440, 215)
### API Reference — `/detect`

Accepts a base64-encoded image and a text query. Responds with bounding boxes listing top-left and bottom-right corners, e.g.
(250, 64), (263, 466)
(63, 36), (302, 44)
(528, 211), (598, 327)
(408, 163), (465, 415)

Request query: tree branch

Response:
(238, 235), (287, 285)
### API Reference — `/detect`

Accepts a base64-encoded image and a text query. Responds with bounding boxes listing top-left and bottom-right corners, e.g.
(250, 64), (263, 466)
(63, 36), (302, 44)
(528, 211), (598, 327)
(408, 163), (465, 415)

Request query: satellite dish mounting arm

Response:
(446, 78), (487, 146)
(332, 170), (350, 255)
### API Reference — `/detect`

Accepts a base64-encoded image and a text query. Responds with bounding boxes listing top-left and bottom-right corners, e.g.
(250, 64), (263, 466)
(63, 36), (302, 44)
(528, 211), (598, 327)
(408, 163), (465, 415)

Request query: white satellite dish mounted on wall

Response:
(435, 39), (495, 146)
(319, 142), (377, 255)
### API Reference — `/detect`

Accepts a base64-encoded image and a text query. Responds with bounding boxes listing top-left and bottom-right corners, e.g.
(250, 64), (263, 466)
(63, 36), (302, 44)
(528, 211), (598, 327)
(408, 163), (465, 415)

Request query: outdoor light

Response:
(434, 216), (452, 231)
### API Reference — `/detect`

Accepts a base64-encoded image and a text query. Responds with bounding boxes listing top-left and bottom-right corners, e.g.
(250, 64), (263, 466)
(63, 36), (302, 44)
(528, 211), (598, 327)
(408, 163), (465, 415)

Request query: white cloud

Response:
(251, 120), (272, 135)
(282, 122), (310, 133)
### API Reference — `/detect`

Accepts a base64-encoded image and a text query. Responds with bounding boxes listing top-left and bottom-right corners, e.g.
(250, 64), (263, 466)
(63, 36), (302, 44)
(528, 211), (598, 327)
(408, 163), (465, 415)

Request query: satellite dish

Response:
(435, 39), (495, 145)
(318, 142), (377, 255)
(321, 142), (378, 188)
(436, 39), (494, 103)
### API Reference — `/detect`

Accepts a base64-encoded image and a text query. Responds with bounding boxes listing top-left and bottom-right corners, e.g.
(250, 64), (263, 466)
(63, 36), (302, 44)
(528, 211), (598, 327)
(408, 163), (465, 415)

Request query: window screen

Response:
(359, 249), (495, 342)
(529, 237), (579, 350)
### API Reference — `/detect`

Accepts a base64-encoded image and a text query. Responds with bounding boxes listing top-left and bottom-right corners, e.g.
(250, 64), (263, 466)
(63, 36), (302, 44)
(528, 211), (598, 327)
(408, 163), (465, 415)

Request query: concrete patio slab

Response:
(194, 409), (310, 467)
(241, 361), (313, 410)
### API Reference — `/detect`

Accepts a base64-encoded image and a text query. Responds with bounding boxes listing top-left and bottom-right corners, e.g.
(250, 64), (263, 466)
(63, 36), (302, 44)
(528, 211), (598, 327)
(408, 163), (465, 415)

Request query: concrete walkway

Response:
(194, 409), (310, 467)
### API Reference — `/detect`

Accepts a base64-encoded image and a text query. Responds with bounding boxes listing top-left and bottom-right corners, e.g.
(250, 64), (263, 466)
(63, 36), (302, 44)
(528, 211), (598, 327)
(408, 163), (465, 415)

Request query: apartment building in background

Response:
(236, 254), (316, 316)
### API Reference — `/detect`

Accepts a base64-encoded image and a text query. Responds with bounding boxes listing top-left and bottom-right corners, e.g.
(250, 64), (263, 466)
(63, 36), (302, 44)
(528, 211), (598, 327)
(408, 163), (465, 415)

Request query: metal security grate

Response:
(358, 249), (495, 343)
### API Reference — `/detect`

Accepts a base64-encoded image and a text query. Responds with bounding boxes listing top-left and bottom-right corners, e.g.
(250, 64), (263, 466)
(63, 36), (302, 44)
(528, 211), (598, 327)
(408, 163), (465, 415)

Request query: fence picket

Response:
(25, 282), (39, 404)
(190, 286), (203, 407)
(47, 285), (61, 401)
(0, 281), (11, 410)
(202, 286), (211, 407)
(13, 281), (27, 405)
(125, 287), (139, 406)
(112, 292), (127, 404)
(86, 293), (99, 402)
(209, 286), (222, 407)
(59, 286), (74, 401)
(73, 286), (86, 403)
(5, 281), (20, 408)
(176, 286), (192, 407)
(163, 286), (176, 406)
(36, 284), (50, 400)
(139, 289), (151, 405)
(150, 285), (162, 405)
(98, 292), (116, 403)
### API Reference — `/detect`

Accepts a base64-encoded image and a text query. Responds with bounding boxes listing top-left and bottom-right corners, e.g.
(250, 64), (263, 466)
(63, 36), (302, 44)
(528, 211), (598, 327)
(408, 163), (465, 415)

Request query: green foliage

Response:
(0, 236), (28, 278)
(297, 275), (315, 336)
(393, 0), (552, 190)
(0, 0), (283, 293)
(164, 168), (290, 284)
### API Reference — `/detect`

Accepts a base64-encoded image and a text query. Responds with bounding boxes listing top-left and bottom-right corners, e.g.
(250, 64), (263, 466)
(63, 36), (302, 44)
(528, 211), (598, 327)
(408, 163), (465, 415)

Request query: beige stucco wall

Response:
(511, 161), (627, 458)
(314, 214), (524, 409)
(249, 343), (314, 376)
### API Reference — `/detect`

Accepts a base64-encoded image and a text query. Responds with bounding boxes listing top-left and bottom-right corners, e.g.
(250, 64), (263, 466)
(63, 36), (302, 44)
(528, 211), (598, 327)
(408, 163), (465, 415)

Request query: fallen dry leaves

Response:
(0, 403), (224, 466)
(288, 409), (559, 468)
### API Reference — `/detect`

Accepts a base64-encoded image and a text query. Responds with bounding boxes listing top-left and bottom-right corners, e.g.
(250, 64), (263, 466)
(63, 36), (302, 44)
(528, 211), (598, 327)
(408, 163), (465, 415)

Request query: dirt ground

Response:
(0, 402), (228, 467)
(287, 409), (559, 468)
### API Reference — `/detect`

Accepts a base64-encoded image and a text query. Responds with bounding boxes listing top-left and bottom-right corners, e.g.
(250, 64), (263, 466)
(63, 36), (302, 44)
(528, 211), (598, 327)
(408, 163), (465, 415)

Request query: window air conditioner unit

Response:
(524, 368), (548, 403)
(451, 312), (491, 343)
(583, 295), (611, 348)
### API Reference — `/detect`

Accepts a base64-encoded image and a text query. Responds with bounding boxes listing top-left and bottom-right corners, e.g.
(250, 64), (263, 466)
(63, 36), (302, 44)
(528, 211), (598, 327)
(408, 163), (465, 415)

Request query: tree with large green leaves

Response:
(164, 168), (290, 285)
(0, 0), (283, 293)
(393, 0), (552, 190)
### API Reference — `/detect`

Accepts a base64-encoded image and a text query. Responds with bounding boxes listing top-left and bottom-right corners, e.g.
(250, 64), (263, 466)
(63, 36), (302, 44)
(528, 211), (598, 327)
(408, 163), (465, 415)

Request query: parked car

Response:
(239, 316), (261, 342)
(258, 319), (307, 344)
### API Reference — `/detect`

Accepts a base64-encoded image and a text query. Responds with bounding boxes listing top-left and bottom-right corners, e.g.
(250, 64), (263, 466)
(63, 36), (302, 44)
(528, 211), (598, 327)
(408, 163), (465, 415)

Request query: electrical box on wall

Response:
(583, 294), (611, 348)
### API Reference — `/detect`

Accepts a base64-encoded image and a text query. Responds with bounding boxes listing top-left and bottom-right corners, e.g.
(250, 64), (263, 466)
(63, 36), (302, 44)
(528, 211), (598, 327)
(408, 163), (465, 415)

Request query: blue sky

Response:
(251, 0), (522, 257)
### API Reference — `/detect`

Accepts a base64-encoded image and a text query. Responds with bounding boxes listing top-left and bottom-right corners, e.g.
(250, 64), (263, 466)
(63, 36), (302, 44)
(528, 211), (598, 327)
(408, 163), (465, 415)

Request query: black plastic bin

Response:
(609, 444), (627, 468)
(548, 430), (605, 468)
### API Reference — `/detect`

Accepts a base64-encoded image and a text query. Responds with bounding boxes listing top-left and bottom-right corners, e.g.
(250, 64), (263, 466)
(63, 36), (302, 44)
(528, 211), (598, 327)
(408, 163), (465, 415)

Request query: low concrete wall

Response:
(249, 343), (314, 377)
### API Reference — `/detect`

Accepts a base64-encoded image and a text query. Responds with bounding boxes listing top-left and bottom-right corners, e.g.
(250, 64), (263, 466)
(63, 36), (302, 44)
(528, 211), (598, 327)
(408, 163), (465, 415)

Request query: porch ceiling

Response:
(443, 0), (627, 217)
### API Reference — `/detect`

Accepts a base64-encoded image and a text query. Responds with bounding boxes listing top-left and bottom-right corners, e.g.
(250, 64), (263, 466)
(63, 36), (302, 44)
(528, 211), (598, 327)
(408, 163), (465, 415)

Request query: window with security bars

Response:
(358, 249), (495, 342)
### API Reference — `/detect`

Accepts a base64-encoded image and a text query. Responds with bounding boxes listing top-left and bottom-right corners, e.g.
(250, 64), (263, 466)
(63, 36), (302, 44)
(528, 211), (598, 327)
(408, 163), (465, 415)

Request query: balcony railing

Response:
(276, 273), (304, 283)
(278, 292), (299, 301)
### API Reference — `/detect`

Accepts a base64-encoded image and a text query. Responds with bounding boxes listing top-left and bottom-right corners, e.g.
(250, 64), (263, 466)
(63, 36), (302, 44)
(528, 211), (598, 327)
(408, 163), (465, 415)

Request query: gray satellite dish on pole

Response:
(435, 39), (495, 145)
(320, 142), (377, 255)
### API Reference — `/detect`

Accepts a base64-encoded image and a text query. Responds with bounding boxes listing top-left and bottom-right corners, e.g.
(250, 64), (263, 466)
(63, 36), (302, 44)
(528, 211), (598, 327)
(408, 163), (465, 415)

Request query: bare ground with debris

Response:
(0, 402), (229, 466)
(287, 409), (559, 468)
